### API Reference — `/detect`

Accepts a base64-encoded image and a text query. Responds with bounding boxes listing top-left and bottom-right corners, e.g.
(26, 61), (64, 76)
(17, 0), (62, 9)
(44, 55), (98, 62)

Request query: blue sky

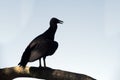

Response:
(0, 0), (120, 80)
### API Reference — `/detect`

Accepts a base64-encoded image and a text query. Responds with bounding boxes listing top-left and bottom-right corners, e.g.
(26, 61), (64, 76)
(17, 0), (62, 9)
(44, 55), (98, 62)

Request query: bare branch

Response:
(0, 66), (96, 80)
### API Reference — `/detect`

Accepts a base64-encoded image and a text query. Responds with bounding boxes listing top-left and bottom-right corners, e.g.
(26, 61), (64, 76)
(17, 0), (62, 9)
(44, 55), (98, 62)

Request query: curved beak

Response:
(59, 20), (64, 24)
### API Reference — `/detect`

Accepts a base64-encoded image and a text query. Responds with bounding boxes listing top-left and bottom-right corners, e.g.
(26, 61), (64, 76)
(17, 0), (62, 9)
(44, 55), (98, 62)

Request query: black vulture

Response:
(18, 17), (63, 68)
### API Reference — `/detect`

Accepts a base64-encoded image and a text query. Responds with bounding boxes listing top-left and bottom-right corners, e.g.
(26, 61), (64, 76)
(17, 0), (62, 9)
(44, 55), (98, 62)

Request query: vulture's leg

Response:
(39, 58), (42, 67)
(43, 56), (46, 67)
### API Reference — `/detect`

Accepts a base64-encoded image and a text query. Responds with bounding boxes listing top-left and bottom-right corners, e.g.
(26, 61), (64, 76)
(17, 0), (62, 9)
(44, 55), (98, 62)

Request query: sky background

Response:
(0, 0), (120, 80)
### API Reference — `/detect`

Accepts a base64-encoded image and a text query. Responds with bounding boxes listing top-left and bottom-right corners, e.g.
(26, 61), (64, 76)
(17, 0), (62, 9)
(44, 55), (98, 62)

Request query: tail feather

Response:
(18, 42), (35, 68)
(18, 62), (27, 68)
(18, 47), (31, 68)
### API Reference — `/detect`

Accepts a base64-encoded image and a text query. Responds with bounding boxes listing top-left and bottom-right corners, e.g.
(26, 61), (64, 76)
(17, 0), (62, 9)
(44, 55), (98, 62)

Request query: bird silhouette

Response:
(18, 17), (63, 68)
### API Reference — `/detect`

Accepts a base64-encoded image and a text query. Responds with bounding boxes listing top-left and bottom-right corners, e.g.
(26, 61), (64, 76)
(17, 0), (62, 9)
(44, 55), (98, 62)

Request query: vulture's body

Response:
(18, 18), (63, 67)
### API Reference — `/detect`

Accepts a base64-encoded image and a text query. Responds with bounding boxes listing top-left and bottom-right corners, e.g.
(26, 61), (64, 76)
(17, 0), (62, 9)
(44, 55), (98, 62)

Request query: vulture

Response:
(18, 17), (63, 68)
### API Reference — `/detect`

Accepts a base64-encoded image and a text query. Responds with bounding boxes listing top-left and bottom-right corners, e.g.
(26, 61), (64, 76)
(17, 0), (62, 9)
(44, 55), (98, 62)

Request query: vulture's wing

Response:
(29, 39), (57, 62)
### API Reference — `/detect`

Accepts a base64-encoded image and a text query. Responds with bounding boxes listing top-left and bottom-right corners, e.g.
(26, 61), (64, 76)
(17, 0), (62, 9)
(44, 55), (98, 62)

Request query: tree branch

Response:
(0, 66), (96, 80)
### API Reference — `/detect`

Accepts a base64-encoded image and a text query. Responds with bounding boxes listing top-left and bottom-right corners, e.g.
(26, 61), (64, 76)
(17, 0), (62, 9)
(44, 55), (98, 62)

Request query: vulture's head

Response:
(50, 17), (63, 25)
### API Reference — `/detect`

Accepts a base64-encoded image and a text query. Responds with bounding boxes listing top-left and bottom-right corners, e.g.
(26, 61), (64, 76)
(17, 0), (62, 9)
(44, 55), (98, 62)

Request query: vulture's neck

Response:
(43, 24), (57, 40)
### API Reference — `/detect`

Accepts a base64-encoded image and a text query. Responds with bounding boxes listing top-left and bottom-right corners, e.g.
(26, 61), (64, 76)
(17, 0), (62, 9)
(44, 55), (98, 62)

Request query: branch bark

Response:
(0, 66), (96, 80)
